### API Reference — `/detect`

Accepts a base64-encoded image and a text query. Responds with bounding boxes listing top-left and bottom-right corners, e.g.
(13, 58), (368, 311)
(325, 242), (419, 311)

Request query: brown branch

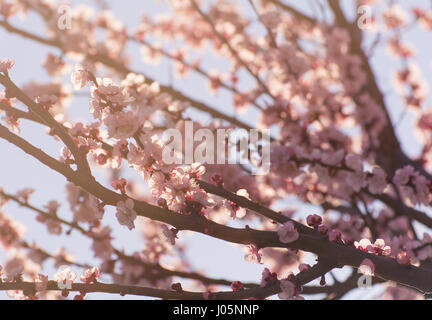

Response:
(0, 19), (60, 47)
(16, 215), (375, 300)
(0, 189), (258, 289)
(0, 260), (333, 299)
(0, 74), (92, 176)
(0, 102), (41, 123)
(0, 100), (431, 298)
(326, 0), (430, 180)
(197, 180), (316, 235)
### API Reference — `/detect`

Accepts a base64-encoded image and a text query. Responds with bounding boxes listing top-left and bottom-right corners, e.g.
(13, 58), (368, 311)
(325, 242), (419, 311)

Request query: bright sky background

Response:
(0, 0), (431, 300)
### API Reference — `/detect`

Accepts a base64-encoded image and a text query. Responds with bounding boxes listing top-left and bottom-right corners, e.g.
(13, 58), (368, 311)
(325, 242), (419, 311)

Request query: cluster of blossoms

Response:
(0, 211), (26, 249)
(393, 64), (428, 109)
(149, 163), (215, 215)
(260, 267), (278, 287)
(66, 183), (105, 225)
(278, 273), (304, 300)
(22, 80), (71, 117)
(43, 53), (69, 76)
(161, 225), (178, 245)
(359, 258), (376, 276)
(354, 234), (432, 267)
(36, 200), (62, 235)
(0, 249), (101, 299)
(115, 199), (137, 230)
(277, 221), (299, 244)
(393, 165), (431, 207)
(244, 243), (263, 264)
(383, 4), (409, 29)
(268, 142), (391, 206)
(413, 7), (432, 30)
(0, 58), (14, 74)
(223, 189), (249, 219)
(70, 65), (220, 222)
(88, 225), (114, 261)
(355, 239), (392, 256)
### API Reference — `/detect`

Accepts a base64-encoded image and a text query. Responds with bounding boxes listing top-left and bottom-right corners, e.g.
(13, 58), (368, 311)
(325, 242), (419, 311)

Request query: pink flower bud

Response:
(306, 214), (322, 228)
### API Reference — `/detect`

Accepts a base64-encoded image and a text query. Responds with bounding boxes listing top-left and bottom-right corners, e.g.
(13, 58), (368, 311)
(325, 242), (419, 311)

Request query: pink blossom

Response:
(0, 58), (14, 74)
(372, 239), (392, 256)
(77, 136), (102, 152)
(35, 274), (48, 292)
(66, 184), (104, 223)
(224, 199), (246, 219)
(0, 212), (26, 249)
(345, 154), (363, 172)
(16, 188), (34, 202)
(298, 263), (311, 272)
(329, 229), (343, 243)
(356, 238), (391, 255)
(59, 146), (72, 164)
(71, 64), (91, 90)
(184, 162), (206, 180)
(277, 221), (299, 244)
(278, 279), (296, 299)
(104, 111), (141, 139)
(45, 219), (62, 235)
(393, 165), (414, 186)
(202, 290), (214, 300)
(368, 167), (388, 194)
(278, 278), (302, 300)
(417, 233), (432, 261)
(383, 4), (408, 29)
(230, 281), (244, 292)
(259, 11), (281, 30)
(43, 53), (68, 76)
(89, 226), (114, 260)
(397, 251), (412, 265)
(54, 266), (77, 285)
(80, 266), (100, 284)
(0, 2), (17, 17)
(318, 225), (329, 235)
(244, 243), (262, 264)
(96, 77), (121, 96)
(162, 225), (178, 245)
(359, 258), (375, 276)
(223, 189), (249, 219)
(260, 268), (278, 287)
(115, 199), (137, 230)
(306, 214), (322, 228)
(4, 257), (24, 282)
(393, 165), (431, 206)
(111, 178), (128, 194)
(43, 200), (60, 215)
(192, 190), (215, 208)
(355, 238), (372, 251)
